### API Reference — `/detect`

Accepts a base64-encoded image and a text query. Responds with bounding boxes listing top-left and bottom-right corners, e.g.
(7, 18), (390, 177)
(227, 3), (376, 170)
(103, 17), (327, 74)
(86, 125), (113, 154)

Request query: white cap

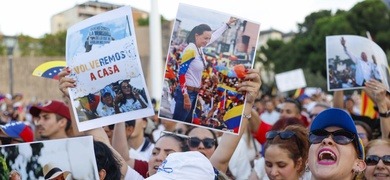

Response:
(145, 151), (216, 180)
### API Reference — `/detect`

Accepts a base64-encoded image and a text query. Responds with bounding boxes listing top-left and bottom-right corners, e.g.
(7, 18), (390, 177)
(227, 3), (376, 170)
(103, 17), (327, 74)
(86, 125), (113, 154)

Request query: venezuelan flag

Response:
(360, 90), (377, 119)
(223, 104), (243, 133)
(219, 91), (226, 110)
(178, 48), (196, 94)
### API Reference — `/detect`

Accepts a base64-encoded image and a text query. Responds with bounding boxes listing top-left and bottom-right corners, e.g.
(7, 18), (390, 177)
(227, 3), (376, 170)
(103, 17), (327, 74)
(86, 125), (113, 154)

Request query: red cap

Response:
(29, 100), (71, 120)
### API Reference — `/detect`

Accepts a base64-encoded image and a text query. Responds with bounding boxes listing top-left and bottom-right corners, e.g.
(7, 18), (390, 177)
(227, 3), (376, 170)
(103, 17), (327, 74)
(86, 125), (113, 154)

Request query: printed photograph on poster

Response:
(158, 3), (261, 134)
(326, 35), (390, 91)
(0, 136), (99, 179)
(65, 6), (154, 131)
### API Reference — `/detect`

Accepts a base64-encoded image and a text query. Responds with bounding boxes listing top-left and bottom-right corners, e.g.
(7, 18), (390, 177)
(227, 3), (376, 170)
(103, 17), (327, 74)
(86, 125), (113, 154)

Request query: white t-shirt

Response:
(124, 166), (145, 180)
(120, 96), (147, 112)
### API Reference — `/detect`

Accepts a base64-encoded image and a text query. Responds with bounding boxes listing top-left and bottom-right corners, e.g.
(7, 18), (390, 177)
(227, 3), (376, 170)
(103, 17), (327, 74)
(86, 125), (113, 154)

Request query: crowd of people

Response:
(0, 65), (390, 179)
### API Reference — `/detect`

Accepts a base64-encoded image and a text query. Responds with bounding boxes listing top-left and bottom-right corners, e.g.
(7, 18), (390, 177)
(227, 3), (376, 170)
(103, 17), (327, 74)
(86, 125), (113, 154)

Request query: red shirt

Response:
(134, 159), (148, 178)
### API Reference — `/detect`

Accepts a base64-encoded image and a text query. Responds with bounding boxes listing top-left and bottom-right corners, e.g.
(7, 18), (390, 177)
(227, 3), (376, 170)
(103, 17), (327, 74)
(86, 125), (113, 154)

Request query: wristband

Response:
(243, 113), (251, 119)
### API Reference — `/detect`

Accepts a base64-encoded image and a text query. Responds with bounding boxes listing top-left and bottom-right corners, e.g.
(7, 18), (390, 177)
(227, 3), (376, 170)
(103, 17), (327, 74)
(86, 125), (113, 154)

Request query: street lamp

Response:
(4, 35), (18, 96)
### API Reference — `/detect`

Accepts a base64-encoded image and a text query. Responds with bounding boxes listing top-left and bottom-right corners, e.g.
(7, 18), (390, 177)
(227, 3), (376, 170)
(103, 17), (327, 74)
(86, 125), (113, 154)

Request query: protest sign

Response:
(0, 136), (99, 179)
(275, 68), (307, 92)
(158, 3), (261, 134)
(326, 35), (389, 91)
(66, 6), (154, 131)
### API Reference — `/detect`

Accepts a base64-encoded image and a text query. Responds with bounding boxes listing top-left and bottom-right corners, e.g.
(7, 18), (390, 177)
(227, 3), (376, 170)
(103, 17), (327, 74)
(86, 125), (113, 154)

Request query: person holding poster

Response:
(115, 80), (148, 113)
(172, 17), (237, 122)
(341, 37), (375, 86)
(96, 86), (116, 117)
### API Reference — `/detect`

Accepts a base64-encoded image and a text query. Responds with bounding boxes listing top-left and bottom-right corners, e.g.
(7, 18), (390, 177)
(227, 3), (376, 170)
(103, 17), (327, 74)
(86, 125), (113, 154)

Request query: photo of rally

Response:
(159, 4), (260, 133)
(326, 35), (390, 91)
(74, 79), (148, 122)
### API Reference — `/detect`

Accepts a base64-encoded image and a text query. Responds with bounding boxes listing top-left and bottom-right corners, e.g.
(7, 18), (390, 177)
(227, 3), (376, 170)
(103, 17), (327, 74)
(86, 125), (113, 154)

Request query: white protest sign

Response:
(275, 68), (307, 92)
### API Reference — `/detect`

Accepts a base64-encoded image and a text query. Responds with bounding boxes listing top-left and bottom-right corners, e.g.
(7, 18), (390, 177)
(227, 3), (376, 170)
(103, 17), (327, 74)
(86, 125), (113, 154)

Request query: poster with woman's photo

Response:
(158, 3), (261, 135)
(0, 136), (99, 179)
(66, 6), (154, 131)
(326, 35), (390, 91)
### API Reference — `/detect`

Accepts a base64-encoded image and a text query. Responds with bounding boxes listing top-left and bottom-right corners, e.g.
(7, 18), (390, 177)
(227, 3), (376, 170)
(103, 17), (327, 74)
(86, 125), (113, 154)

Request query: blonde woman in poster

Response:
(172, 17), (237, 123)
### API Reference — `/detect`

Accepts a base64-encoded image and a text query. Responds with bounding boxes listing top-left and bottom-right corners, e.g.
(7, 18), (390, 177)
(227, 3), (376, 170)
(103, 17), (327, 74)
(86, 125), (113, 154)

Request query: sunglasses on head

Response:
(309, 129), (355, 145)
(160, 131), (189, 139)
(266, 130), (296, 140)
(173, 128), (183, 134)
(188, 137), (216, 149)
(365, 155), (390, 166)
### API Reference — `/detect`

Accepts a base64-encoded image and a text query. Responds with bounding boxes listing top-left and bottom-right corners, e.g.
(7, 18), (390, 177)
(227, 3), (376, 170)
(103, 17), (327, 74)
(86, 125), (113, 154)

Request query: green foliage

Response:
(38, 31), (67, 56)
(17, 34), (39, 56)
(0, 156), (9, 180)
(260, 0), (390, 93)
(137, 15), (168, 26)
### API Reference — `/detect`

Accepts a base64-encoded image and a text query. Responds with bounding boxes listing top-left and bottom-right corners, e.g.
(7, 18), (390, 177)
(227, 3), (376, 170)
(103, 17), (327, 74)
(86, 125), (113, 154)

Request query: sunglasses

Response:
(358, 133), (367, 139)
(188, 137), (216, 149)
(365, 155), (390, 166)
(173, 128), (184, 134)
(266, 130), (296, 140)
(309, 129), (355, 145)
(160, 131), (189, 139)
(121, 84), (131, 89)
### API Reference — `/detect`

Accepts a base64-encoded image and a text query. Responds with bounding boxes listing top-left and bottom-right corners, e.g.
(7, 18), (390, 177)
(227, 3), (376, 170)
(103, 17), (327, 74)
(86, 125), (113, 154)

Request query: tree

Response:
(259, 0), (390, 93)
(38, 31), (67, 56)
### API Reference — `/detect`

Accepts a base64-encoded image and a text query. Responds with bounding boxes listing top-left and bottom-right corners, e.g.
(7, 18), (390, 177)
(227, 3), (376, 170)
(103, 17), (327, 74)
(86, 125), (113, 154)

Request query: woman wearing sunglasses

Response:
(186, 127), (218, 158)
(363, 139), (390, 180)
(263, 125), (310, 180)
(308, 108), (366, 180)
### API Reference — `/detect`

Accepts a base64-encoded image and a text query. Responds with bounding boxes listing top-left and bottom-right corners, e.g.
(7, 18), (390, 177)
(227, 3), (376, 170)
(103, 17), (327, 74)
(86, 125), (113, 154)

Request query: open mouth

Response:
(374, 173), (389, 177)
(318, 149), (337, 165)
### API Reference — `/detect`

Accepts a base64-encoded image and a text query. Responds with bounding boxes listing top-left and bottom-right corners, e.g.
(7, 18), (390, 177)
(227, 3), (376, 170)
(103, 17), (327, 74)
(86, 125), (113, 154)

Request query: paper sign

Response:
(0, 136), (99, 179)
(326, 35), (389, 91)
(275, 68), (307, 92)
(158, 3), (261, 135)
(66, 6), (154, 131)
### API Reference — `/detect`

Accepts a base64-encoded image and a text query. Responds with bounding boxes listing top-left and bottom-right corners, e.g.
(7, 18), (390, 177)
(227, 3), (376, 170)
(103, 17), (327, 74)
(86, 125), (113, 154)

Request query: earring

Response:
(352, 168), (361, 175)
(305, 165), (310, 172)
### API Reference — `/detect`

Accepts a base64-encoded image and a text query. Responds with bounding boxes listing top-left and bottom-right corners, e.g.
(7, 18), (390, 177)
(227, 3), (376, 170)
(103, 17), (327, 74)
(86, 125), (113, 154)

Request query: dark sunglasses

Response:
(365, 155), (390, 166)
(309, 129), (355, 145)
(266, 130), (296, 140)
(188, 137), (216, 149)
(121, 84), (131, 89)
(173, 128), (183, 134)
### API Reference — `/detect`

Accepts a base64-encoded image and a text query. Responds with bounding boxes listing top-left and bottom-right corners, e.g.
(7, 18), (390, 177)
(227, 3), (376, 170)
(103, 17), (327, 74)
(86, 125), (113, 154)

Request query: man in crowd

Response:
(29, 100), (71, 140)
(126, 118), (154, 161)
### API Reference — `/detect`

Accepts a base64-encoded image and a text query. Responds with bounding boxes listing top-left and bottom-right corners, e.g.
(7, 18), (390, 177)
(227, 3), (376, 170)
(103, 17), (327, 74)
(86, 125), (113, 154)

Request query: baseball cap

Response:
(100, 86), (115, 103)
(0, 121), (34, 142)
(145, 151), (216, 180)
(29, 100), (70, 120)
(310, 108), (364, 159)
(298, 94), (310, 102)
